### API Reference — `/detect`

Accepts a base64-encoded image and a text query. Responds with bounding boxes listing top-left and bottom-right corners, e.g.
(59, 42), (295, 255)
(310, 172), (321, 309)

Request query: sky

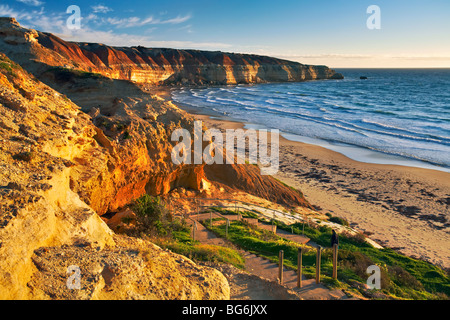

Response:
(1, 0), (450, 68)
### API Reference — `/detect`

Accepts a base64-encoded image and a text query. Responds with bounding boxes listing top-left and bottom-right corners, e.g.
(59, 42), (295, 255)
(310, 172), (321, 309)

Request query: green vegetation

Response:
(326, 213), (349, 226)
(125, 196), (448, 299)
(47, 67), (103, 80)
(205, 217), (449, 300)
(0, 56), (18, 77)
(122, 131), (131, 140)
(273, 177), (305, 197)
(13, 151), (35, 162)
(127, 195), (245, 269)
(0, 61), (13, 73)
(207, 206), (259, 219)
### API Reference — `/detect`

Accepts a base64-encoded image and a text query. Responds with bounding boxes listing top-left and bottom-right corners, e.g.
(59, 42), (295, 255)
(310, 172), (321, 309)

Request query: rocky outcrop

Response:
(0, 17), (343, 85)
(0, 17), (317, 300)
(0, 18), (313, 215)
(0, 52), (231, 299)
(0, 48), (312, 298)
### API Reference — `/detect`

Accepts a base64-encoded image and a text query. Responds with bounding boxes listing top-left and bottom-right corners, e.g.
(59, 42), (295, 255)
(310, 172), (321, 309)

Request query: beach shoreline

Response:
(172, 103), (450, 269)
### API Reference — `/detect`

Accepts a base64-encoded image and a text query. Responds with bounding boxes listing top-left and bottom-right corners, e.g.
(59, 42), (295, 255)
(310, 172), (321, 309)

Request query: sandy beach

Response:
(184, 111), (450, 270)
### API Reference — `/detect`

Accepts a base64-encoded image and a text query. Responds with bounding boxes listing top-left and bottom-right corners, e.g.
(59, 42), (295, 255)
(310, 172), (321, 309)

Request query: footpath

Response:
(187, 214), (353, 300)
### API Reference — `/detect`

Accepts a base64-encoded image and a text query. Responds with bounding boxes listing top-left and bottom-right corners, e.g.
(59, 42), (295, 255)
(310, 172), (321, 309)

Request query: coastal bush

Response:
(0, 61), (13, 73)
(46, 67), (103, 82)
(14, 151), (35, 162)
(132, 195), (173, 237)
(122, 131), (131, 140)
(0, 55), (18, 74)
(328, 216), (349, 226)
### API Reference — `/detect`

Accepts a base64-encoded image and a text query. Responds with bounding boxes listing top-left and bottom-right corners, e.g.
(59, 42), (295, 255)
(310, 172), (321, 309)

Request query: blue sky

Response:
(1, 0), (450, 67)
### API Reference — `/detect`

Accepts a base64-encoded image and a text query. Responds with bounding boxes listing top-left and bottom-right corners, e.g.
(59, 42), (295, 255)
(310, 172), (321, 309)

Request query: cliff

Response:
(0, 17), (318, 299)
(0, 53), (233, 299)
(0, 17), (343, 85)
(0, 49), (311, 299)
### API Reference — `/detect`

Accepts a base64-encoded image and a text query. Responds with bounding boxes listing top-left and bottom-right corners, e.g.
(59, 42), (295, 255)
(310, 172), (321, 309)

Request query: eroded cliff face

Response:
(0, 17), (316, 299)
(0, 53), (231, 299)
(0, 48), (311, 298)
(0, 17), (343, 85)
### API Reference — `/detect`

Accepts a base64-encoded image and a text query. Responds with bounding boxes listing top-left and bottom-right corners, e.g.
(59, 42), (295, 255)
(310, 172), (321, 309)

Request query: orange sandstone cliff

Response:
(0, 17), (343, 85)
(0, 53), (233, 299)
(0, 18), (316, 299)
(0, 52), (307, 299)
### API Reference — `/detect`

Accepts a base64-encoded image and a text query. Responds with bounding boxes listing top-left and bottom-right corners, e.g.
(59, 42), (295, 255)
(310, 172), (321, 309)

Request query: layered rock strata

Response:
(0, 17), (343, 85)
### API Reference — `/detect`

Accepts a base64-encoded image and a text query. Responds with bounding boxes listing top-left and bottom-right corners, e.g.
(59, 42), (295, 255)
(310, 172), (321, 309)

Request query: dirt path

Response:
(187, 216), (353, 300)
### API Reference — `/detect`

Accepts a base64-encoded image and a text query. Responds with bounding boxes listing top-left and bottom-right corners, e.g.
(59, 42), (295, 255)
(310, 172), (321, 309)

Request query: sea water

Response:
(171, 69), (450, 172)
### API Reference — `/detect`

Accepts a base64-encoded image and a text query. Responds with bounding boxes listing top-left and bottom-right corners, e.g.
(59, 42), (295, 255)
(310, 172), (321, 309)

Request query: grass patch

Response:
(205, 221), (321, 277)
(326, 213), (349, 226)
(0, 56), (18, 78)
(283, 221), (449, 299)
(46, 67), (103, 81)
(207, 206), (259, 219)
(206, 219), (449, 300)
(0, 61), (13, 73)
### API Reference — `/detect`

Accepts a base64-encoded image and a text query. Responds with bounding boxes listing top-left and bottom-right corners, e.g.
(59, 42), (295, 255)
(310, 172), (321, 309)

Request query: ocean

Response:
(171, 69), (450, 172)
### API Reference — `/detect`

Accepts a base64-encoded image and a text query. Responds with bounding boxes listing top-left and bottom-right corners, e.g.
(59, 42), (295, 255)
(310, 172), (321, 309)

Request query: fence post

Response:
(297, 247), (303, 288)
(210, 211), (212, 228)
(316, 246), (322, 284)
(226, 219), (229, 238)
(197, 200), (199, 220)
(279, 250), (284, 285)
(333, 244), (339, 280)
(193, 221), (197, 241)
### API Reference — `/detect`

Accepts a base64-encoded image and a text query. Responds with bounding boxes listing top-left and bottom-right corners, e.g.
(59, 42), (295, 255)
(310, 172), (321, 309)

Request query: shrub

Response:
(328, 216), (349, 226)
(388, 265), (424, 291)
(123, 131), (131, 140)
(132, 195), (172, 237)
(0, 61), (13, 73)
(14, 151), (35, 162)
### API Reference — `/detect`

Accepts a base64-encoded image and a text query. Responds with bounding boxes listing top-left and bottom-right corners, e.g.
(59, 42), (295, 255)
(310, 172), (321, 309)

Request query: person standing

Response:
(331, 229), (339, 248)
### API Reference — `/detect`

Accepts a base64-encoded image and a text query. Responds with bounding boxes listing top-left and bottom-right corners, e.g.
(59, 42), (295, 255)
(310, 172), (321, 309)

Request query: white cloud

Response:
(160, 14), (192, 25)
(106, 16), (144, 28)
(1, 6), (228, 51)
(390, 55), (450, 61)
(91, 5), (112, 14)
(102, 14), (192, 28)
(15, 0), (44, 7)
(0, 4), (21, 18)
(0, 4), (42, 22)
(273, 53), (376, 60)
(56, 28), (232, 50)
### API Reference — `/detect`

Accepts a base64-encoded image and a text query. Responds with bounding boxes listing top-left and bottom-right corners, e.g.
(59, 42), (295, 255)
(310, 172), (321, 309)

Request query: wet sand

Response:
(189, 112), (450, 269)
